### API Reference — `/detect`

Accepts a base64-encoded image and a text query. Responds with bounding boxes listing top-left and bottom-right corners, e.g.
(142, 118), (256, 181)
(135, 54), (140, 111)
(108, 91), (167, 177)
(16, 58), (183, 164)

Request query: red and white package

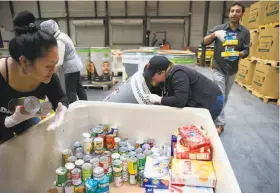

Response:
(178, 125), (210, 150)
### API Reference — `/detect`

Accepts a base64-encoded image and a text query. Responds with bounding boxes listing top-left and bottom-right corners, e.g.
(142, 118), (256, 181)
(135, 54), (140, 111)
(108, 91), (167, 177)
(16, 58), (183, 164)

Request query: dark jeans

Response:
(65, 71), (88, 104)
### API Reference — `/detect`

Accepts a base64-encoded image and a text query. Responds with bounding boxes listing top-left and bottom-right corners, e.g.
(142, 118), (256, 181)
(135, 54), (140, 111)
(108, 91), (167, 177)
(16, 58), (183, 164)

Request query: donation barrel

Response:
(157, 50), (197, 65)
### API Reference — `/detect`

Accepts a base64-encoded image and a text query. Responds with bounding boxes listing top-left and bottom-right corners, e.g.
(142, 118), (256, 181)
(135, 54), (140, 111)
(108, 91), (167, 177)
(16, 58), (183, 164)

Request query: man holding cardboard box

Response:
(202, 2), (250, 135)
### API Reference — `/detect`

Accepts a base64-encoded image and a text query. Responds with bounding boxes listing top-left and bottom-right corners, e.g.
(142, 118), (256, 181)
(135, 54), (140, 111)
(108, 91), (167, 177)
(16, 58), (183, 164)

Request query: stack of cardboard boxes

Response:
(237, 0), (279, 101)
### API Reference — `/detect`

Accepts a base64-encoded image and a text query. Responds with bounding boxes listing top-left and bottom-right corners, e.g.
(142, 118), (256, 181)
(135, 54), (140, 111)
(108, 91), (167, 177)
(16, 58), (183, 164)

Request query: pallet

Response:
(235, 80), (253, 92)
(251, 89), (278, 103)
(250, 57), (279, 68)
(113, 71), (123, 77)
(258, 21), (279, 29)
(82, 80), (117, 91)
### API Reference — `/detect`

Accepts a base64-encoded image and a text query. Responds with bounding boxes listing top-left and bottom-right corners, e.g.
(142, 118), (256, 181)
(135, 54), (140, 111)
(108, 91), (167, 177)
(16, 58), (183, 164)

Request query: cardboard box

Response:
(249, 29), (259, 57)
(240, 7), (250, 27)
(171, 159), (217, 188)
(248, 1), (268, 29)
(236, 58), (256, 85)
(252, 61), (279, 98)
(264, 0), (279, 24)
(146, 186), (214, 193)
(256, 27), (279, 61)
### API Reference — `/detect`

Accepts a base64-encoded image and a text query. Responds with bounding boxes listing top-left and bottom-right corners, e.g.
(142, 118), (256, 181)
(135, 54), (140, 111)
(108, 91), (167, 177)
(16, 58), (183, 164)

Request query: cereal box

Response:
(143, 156), (170, 189)
(171, 159), (217, 188)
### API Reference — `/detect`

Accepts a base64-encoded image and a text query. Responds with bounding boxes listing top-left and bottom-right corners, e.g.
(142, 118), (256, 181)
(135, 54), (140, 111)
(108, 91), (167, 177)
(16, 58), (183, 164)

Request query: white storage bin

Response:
(0, 101), (241, 193)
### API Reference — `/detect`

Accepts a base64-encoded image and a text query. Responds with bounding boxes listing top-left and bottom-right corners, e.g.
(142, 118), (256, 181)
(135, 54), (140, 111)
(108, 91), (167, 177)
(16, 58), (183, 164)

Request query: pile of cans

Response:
(53, 124), (156, 193)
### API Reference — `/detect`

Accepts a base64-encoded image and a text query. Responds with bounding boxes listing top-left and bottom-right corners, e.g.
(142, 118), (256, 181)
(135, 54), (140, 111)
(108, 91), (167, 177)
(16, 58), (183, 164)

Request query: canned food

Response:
(113, 175), (123, 187)
(75, 159), (85, 168)
(136, 140), (144, 148)
(90, 128), (97, 138)
(137, 153), (146, 170)
(111, 147), (119, 153)
(98, 124), (109, 132)
(82, 163), (93, 182)
(103, 151), (112, 166)
(65, 163), (75, 180)
(82, 132), (91, 139)
(63, 149), (73, 163)
(143, 149), (151, 156)
(94, 126), (104, 135)
(129, 173), (137, 185)
(99, 156), (109, 173)
(83, 155), (92, 163)
(127, 145), (135, 152)
(105, 135), (115, 150)
(38, 101), (52, 115)
(83, 137), (92, 155)
(142, 144), (151, 150)
(68, 156), (77, 163)
(65, 180), (75, 193)
(111, 153), (120, 161)
(76, 153), (85, 160)
(85, 178), (97, 193)
(107, 167), (113, 183)
(119, 147), (128, 155)
(74, 182), (85, 193)
(118, 140), (127, 147)
(138, 170), (144, 187)
(108, 125), (119, 136)
(55, 182), (64, 193)
(128, 151), (137, 158)
(147, 139), (155, 148)
(73, 142), (82, 152)
(114, 137), (121, 147)
(93, 167), (104, 179)
(9, 96), (41, 114)
(135, 148), (143, 154)
(90, 157), (100, 169)
(127, 157), (138, 175)
(94, 137), (104, 153)
(71, 168), (82, 186)
(94, 149), (104, 155)
(113, 159), (123, 174)
(75, 147), (84, 155)
(56, 167), (67, 186)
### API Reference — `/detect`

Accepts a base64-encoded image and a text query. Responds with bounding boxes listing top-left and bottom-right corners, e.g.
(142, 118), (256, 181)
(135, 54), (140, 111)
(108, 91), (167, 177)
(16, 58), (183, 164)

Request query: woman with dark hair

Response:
(0, 11), (69, 143)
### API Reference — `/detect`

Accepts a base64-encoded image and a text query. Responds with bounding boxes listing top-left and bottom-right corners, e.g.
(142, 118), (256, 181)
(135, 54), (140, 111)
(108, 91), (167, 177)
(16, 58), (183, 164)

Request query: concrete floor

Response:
(84, 66), (279, 193)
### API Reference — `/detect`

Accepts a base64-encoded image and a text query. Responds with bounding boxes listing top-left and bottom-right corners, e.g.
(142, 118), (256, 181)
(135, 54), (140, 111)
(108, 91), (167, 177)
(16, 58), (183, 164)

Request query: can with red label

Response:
(99, 155), (109, 173)
(103, 151), (112, 166)
(71, 168), (82, 186)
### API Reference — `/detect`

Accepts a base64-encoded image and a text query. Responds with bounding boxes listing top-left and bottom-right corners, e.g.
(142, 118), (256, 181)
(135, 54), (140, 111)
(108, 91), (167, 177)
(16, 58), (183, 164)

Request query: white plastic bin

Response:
(0, 101), (241, 193)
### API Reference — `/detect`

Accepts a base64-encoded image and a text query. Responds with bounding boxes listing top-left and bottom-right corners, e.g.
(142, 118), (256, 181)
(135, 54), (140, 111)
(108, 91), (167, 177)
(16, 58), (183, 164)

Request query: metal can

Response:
(135, 148), (143, 154)
(138, 170), (144, 187)
(75, 159), (85, 169)
(105, 135), (115, 150)
(75, 147), (84, 155)
(83, 155), (92, 163)
(65, 180), (74, 193)
(113, 159), (123, 175)
(68, 156), (77, 163)
(142, 144), (151, 150)
(85, 178), (97, 193)
(65, 163), (75, 180)
(54, 181), (64, 193)
(93, 167), (105, 179)
(99, 156), (109, 173)
(8, 96), (41, 114)
(118, 140), (127, 147)
(127, 145), (135, 152)
(82, 132), (91, 140)
(111, 147), (119, 153)
(119, 147), (128, 155)
(136, 140), (144, 149)
(38, 101), (52, 115)
(143, 149), (151, 156)
(129, 173), (137, 185)
(71, 168), (82, 186)
(137, 153), (146, 170)
(76, 153), (85, 160)
(83, 137), (92, 155)
(82, 163), (93, 182)
(106, 167), (113, 183)
(73, 142), (82, 152)
(90, 157), (100, 169)
(108, 125), (119, 136)
(90, 128), (97, 138)
(103, 151), (112, 166)
(127, 157), (138, 175)
(128, 151), (137, 158)
(56, 167), (67, 186)
(94, 137), (104, 153)
(113, 175), (123, 187)
(98, 124), (109, 132)
(111, 153), (120, 161)
(147, 139), (155, 148)
(94, 126), (104, 135)
(63, 149), (73, 164)
(74, 182), (85, 193)
(114, 137), (121, 147)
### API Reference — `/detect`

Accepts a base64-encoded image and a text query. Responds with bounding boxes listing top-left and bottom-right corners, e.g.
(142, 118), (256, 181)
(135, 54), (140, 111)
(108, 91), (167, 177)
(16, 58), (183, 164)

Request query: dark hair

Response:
(229, 2), (245, 13)
(9, 11), (57, 64)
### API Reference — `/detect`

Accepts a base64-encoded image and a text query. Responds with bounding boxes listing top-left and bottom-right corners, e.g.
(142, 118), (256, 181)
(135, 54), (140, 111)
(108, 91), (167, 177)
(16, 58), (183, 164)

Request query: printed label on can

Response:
(129, 174), (137, 185)
(71, 169), (82, 186)
(128, 157), (138, 174)
(56, 167), (67, 186)
(114, 175), (123, 187)
(94, 137), (104, 150)
(74, 183), (85, 193)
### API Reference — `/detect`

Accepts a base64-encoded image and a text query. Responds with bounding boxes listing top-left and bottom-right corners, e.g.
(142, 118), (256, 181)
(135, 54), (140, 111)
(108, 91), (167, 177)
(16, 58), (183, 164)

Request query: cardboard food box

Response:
(240, 7), (250, 27)
(264, 0), (279, 24)
(143, 156), (170, 189)
(252, 61), (279, 98)
(256, 27), (279, 61)
(248, 1), (268, 29)
(146, 185), (214, 193)
(249, 29), (259, 57)
(171, 159), (217, 188)
(236, 58), (256, 85)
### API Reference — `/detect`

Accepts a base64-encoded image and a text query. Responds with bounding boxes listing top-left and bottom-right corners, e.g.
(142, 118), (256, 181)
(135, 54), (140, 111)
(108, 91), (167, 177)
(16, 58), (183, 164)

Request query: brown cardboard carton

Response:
(264, 0), (279, 23)
(256, 26), (279, 61)
(252, 61), (279, 98)
(248, 1), (268, 29)
(249, 29), (259, 57)
(240, 7), (250, 27)
(237, 58), (256, 85)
